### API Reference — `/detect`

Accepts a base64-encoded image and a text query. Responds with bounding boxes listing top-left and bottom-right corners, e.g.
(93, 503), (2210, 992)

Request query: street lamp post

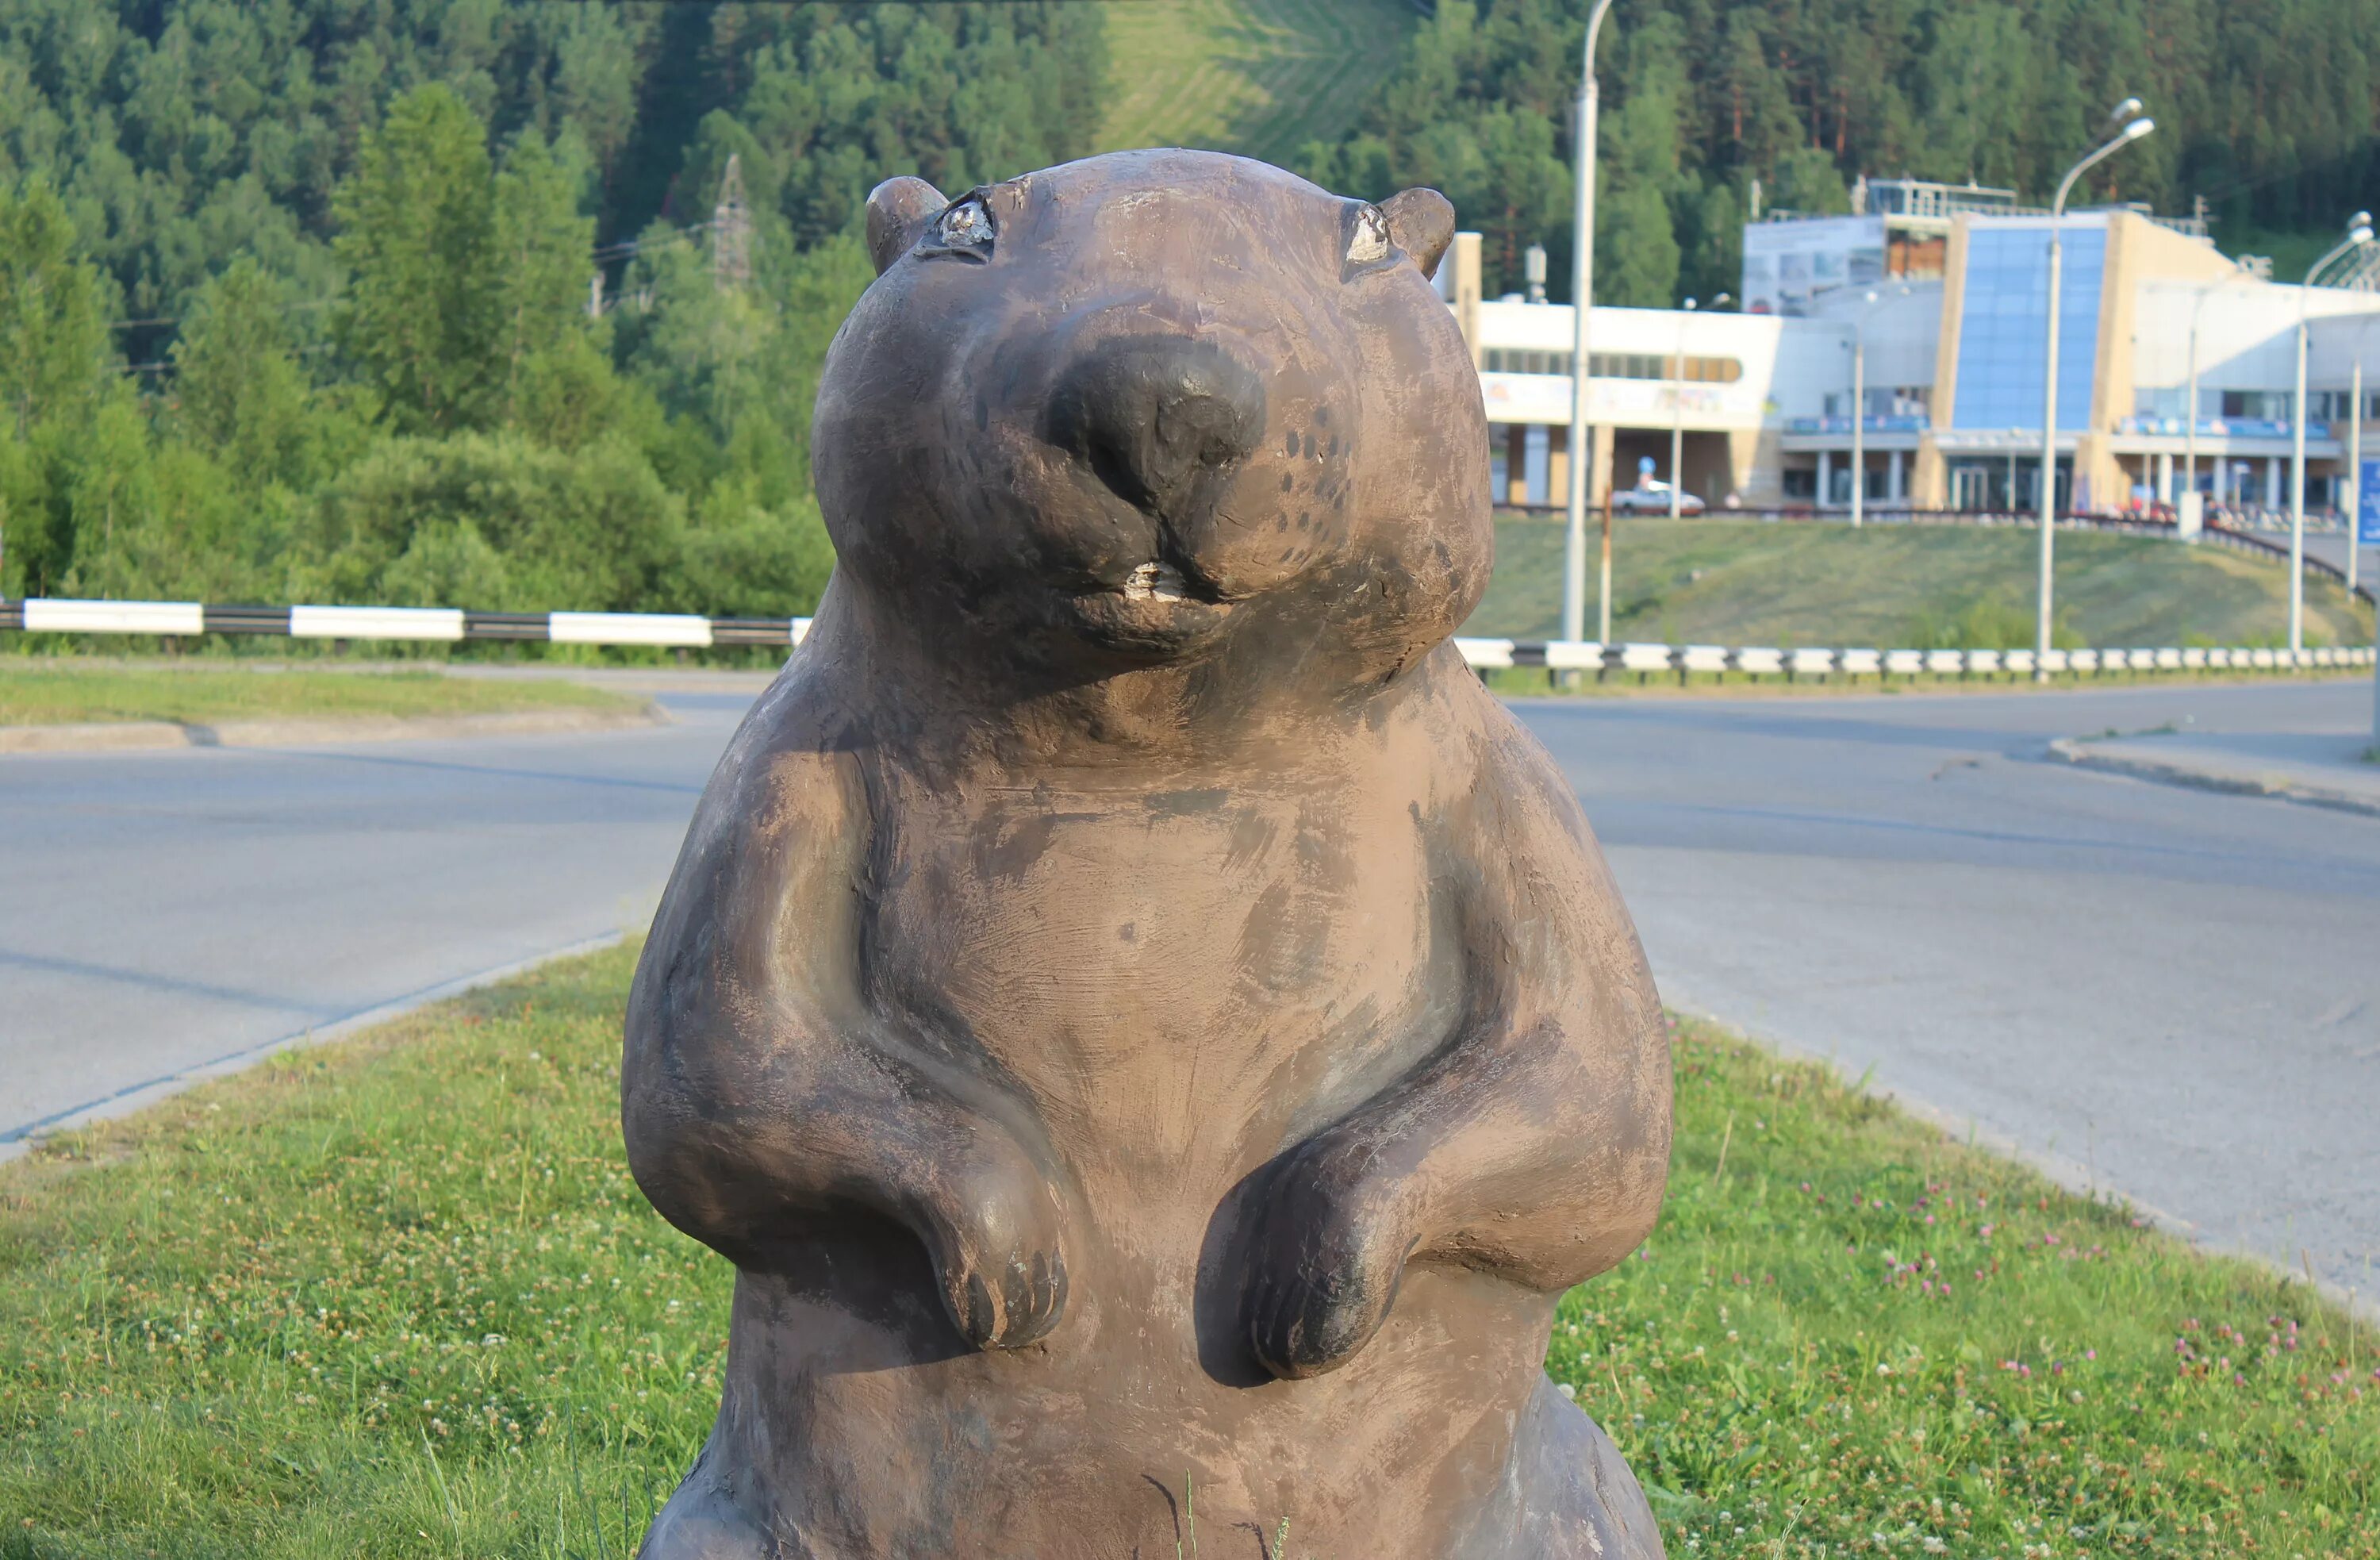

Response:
(1851, 302), (1867, 528)
(2347, 315), (2380, 599)
(2183, 262), (2255, 529)
(1564, 0), (1618, 647)
(2290, 212), (2374, 652)
(2035, 101), (2155, 679)
(1670, 300), (1691, 521)
(1668, 296), (1726, 520)
(2351, 355), (2363, 596)
(1846, 285), (1913, 529)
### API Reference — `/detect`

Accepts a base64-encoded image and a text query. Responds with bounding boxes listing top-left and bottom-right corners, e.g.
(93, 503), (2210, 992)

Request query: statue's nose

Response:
(1047, 336), (1265, 520)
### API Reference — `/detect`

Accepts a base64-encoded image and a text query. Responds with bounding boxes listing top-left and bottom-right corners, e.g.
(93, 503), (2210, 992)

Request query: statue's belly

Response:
(873, 781), (1450, 1213)
(723, 1258), (1553, 1557)
(753, 777), (1530, 1550)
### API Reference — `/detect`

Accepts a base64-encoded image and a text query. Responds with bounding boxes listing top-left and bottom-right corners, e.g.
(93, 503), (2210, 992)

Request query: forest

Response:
(0, 1), (1102, 614)
(2, 0), (2374, 617)
(1304, 0), (2380, 308)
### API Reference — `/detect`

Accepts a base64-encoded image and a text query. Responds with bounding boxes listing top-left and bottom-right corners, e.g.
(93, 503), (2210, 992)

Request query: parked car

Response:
(1612, 480), (1705, 515)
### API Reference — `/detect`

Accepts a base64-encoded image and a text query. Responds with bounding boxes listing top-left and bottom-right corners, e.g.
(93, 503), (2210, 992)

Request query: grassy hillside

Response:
(1096, 0), (1418, 167)
(1466, 516), (2378, 650)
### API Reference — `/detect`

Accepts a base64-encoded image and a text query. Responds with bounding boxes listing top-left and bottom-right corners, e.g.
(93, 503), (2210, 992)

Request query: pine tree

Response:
(332, 85), (503, 435)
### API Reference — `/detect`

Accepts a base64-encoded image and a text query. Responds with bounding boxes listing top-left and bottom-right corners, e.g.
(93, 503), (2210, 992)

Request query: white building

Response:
(1435, 187), (2380, 517)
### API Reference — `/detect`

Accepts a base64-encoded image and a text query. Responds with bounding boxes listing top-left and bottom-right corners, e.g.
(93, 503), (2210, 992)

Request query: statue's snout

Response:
(1046, 335), (1265, 524)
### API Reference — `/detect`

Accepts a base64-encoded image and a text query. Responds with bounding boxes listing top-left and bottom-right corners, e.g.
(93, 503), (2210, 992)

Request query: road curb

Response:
(0, 932), (631, 1163)
(1662, 995), (2380, 1331)
(0, 701), (671, 755)
(2047, 736), (2380, 817)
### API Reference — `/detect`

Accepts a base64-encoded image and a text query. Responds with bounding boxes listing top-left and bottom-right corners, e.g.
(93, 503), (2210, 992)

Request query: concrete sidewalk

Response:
(2052, 720), (2380, 816)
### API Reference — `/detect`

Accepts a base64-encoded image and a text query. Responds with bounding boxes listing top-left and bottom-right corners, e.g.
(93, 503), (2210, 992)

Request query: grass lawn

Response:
(1096, 0), (1416, 168)
(2209, 224), (2350, 286)
(2, 947), (2370, 1558)
(1468, 514), (2377, 652)
(0, 662), (639, 728)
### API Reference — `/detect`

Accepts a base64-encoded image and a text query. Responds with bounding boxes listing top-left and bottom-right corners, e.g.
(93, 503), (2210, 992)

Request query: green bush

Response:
(298, 433), (681, 615)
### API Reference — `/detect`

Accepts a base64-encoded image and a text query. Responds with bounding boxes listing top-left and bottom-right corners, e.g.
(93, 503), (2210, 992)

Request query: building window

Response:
(1826, 387), (1927, 418)
(1951, 226), (2106, 432)
(1589, 352), (1742, 382)
(1484, 349), (1745, 384)
(2220, 390), (2293, 421)
(1782, 468), (1818, 499)
(1887, 232), (1947, 281)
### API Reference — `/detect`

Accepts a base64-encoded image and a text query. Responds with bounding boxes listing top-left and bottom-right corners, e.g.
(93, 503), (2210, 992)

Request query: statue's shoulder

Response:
(692, 663), (881, 846)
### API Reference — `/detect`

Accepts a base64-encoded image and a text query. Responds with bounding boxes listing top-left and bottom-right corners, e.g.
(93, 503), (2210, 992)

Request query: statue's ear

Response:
(1379, 187), (1454, 277)
(866, 176), (947, 275)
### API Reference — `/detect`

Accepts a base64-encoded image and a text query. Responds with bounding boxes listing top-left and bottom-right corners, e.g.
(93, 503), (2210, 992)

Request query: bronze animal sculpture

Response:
(623, 148), (1673, 1559)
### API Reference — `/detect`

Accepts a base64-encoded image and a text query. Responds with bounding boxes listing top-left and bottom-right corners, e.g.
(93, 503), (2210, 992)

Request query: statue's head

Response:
(812, 149), (1490, 698)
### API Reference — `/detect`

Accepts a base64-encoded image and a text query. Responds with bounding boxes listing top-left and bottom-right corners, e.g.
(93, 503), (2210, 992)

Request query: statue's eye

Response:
(1344, 204), (1392, 270)
(932, 197), (995, 256)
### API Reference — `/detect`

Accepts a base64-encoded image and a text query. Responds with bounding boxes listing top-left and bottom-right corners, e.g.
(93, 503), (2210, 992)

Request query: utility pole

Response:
(1565, 0), (1617, 647)
(713, 152), (753, 291)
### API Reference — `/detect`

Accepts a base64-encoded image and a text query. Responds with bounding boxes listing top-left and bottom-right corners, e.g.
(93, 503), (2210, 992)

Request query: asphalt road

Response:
(4, 676), (2375, 1303)
(1516, 679), (2380, 1305)
(0, 694), (747, 1148)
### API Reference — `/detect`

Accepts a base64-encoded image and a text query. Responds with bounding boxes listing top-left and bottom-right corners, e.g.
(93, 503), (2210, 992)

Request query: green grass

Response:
(1468, 514), (2377, 651)
(2209, 224), (2355, 286)
(4, 947), (2371, 1557)
(1095, 0), (1417, 168)
(0, 663), (638, 728)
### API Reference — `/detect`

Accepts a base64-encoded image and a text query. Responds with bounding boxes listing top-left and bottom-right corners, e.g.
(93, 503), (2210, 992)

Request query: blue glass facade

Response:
(1952, 225), (2105, 432)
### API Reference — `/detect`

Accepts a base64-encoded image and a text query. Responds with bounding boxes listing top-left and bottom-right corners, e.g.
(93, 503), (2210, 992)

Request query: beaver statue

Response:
(622, 148), (1673, 1559)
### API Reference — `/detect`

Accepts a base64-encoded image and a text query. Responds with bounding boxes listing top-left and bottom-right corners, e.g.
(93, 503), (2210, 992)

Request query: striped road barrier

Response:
(2, 598), (811, 648)
(2, 598), (2370, 680)
(1451, 635), (2374, 680)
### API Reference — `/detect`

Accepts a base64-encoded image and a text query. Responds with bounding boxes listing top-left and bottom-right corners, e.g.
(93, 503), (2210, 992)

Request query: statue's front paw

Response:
(1245, 1141), (1417, 1379)
(914, 1143), (1070, 1351)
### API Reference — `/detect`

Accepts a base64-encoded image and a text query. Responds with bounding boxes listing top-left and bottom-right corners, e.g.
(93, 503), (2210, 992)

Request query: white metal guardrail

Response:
(1451, 636), (2374, 678)
(1, 598), (2367, 679)
(0, 599), (812, 647)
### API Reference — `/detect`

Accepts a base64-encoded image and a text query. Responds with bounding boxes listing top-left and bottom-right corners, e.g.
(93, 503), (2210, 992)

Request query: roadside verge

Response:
(3, 947), (2367, 1555)
(0, 700), (672, 755)
(2048, 732), (2380, 817)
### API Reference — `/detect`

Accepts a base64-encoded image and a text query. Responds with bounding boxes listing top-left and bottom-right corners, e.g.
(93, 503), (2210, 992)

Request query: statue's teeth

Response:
(1123, 563), (1186, 603)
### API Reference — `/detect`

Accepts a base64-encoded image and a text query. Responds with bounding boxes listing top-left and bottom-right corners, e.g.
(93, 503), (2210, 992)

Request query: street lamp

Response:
(2348, 313), (2380, 596)
(2289, 210), (2374, 652)
(1671, 298), (1697, 521)
(2363, 315), (2380, 747)
(1564, 0), (1617, 647)
(2035, 102), (2155, 678)
(2182, 260), (2258, 529)
(1668, 294), (1727, 520)
(1846, 284), (1914, 529)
